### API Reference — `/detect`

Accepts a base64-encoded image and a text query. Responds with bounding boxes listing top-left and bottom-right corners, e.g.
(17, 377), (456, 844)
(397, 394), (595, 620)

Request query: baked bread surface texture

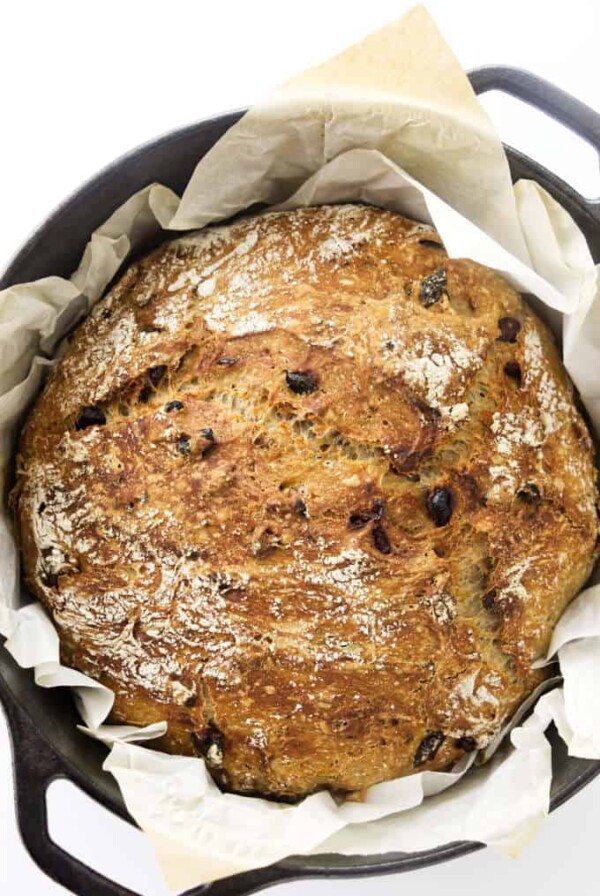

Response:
(15, 204), (599, 799)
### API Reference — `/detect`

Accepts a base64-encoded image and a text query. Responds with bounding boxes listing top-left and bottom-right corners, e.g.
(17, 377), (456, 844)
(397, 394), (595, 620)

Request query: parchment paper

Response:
(1, 6), (599, 891)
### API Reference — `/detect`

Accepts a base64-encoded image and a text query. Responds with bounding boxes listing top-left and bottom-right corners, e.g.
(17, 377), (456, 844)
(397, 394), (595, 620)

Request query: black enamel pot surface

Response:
(1, 67), (600, 896)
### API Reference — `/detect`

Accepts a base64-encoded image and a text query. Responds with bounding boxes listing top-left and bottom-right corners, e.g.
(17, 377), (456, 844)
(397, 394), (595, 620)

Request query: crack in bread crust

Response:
(14, 204), (599, 799)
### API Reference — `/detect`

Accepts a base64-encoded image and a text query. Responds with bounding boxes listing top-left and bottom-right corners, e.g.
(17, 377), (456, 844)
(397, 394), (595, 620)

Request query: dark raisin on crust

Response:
(285, 370), (319, 394)
(517, 483), (541, 504)
(498, 317), (521, 342)
(348, 499), (385, 529)
(139, 365), (168, 403)
(191, 723), (225, 766)
(148, 365), (167, 386)
(504, 361), (522, 385)
(372, 499), (385, 517)
(294, 498), (308, 517)
(414, 731), (446, 767)
(456, 735), (477, 752)
(217, 356), (238, 366)
(199, 428), (217, 456)
(482, 589), (499, 611)
(177, 435), (191, 456)
(419, 268), (447, 307)
(426, 487), (454, 527)
(372, 524), (392, 554)
(75, 405), (106, 431)
(165, 400), (184, 413)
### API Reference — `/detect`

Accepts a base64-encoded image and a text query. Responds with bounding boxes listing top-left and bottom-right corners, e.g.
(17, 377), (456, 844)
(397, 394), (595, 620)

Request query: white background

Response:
(1, 1), (600, 894)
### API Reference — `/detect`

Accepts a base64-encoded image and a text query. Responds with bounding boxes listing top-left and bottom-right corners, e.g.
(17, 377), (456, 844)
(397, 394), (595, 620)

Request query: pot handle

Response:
(0, 678), (291, 896)
(468, 65), (600, 221)
(1, 677), (143, 896)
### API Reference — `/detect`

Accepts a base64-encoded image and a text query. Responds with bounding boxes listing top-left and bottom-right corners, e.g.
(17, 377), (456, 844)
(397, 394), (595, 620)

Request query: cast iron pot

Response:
(1, 66), (600, 896)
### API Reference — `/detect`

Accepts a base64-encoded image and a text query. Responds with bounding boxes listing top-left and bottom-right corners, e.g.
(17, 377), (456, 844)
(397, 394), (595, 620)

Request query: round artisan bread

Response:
(14, 204), (599, 800)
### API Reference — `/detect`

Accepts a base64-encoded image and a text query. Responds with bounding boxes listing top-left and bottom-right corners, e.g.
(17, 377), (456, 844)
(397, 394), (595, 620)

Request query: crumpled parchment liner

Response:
(1, 5), (599, 890)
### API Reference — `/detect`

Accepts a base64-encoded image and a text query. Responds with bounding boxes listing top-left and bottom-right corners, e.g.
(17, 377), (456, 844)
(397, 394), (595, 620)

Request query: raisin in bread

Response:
(14, 205), (599, 799)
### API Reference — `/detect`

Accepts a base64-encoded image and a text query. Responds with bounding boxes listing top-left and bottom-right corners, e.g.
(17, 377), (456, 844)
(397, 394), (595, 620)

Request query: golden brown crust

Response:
(14, 205), (599, 799)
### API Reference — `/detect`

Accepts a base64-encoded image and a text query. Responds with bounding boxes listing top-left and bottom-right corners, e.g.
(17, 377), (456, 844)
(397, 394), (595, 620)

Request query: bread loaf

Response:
(14, 204), (599, 799)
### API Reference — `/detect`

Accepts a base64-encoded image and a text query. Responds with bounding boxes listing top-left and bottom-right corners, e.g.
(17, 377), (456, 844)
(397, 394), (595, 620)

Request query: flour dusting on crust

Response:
(14, 204), (599, 800)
